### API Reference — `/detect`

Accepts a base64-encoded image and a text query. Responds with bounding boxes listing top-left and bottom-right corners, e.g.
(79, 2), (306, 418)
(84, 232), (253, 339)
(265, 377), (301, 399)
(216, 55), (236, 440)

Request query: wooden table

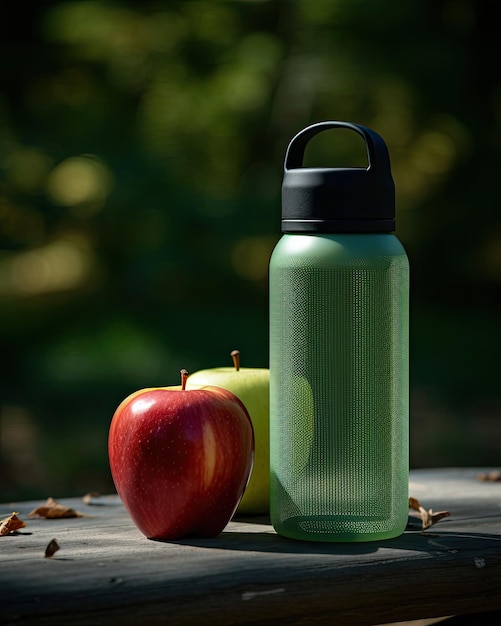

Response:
(1, 468), (501, 625)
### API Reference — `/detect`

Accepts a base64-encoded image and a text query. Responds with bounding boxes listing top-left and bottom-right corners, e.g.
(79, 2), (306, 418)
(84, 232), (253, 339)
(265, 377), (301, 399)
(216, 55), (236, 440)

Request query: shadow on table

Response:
(162, 524), (501, 557)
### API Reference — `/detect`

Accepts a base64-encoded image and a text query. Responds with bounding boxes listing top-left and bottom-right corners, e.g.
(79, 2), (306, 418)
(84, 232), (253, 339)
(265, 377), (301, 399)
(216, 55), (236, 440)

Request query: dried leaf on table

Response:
(409, 496), (450, 531)
(29, 497), (84, 519)
(0, 512), (26, 536)
(477, 470), (501, 482)
(408, 497), (422, 513)
(44, 538), (60, 558)
(82, 492), (101, 505)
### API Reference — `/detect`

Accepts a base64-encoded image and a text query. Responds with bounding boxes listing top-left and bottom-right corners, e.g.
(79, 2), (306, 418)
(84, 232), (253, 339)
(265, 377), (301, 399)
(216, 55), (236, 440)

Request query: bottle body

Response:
(269, 233), (409, 542)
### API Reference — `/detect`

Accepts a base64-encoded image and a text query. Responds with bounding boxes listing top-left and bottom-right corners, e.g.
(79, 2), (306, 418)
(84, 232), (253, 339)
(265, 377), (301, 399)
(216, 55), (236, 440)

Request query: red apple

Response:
(108, 369), (254, 540)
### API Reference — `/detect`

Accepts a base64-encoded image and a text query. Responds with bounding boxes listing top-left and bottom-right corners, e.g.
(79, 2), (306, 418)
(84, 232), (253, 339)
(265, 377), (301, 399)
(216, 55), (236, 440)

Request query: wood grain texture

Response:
(1, 468), (500, 625)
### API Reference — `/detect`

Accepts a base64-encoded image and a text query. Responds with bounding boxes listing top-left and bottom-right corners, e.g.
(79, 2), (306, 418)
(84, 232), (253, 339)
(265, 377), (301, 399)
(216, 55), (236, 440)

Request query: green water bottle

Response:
(269, 121), (409, 542)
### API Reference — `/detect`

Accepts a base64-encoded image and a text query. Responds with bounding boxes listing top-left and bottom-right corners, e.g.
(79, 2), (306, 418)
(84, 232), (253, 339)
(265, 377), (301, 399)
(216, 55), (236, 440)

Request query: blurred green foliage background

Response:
(1, 0), (500, 502)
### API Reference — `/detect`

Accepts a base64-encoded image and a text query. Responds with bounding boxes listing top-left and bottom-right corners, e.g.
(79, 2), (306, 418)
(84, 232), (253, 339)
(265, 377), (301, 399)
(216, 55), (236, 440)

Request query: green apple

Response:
(187, 350), (269, 515)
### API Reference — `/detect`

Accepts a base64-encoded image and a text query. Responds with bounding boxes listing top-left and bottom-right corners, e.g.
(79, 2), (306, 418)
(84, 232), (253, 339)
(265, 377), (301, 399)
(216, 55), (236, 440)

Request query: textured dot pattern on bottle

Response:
(270, 250), (409, 541)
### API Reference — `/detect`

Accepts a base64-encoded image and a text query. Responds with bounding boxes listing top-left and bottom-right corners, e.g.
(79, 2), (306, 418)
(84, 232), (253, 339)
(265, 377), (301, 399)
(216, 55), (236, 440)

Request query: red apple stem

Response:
(180, 369), (189, 390)
(230, 349), (240, 372)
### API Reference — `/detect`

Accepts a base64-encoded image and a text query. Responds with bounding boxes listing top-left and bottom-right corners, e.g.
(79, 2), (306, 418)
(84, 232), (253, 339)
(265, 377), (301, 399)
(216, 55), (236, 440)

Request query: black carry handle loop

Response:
(284, 121), (391, 175)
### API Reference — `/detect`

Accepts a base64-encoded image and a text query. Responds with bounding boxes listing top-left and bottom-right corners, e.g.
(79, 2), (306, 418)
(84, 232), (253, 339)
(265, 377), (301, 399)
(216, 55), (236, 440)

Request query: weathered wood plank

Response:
(1, 468), (500, 625)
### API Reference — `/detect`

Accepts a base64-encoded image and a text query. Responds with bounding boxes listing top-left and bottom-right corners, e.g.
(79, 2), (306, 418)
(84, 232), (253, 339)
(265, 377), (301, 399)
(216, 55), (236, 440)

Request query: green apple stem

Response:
(180, 369), (189, 390)
(230, 349), (240, 371)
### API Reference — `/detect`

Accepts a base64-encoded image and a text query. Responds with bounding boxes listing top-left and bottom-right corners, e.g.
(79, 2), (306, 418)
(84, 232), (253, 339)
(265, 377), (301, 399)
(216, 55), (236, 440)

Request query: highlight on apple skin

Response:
(108, 369), (255, 540)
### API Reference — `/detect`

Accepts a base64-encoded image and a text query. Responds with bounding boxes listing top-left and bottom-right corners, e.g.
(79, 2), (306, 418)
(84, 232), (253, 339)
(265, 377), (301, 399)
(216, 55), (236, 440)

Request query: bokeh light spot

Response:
(46, 155), (113, 214)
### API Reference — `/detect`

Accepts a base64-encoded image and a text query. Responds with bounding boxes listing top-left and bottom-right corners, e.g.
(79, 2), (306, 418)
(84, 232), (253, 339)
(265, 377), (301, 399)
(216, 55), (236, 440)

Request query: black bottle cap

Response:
(282, 121), (395, 233)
